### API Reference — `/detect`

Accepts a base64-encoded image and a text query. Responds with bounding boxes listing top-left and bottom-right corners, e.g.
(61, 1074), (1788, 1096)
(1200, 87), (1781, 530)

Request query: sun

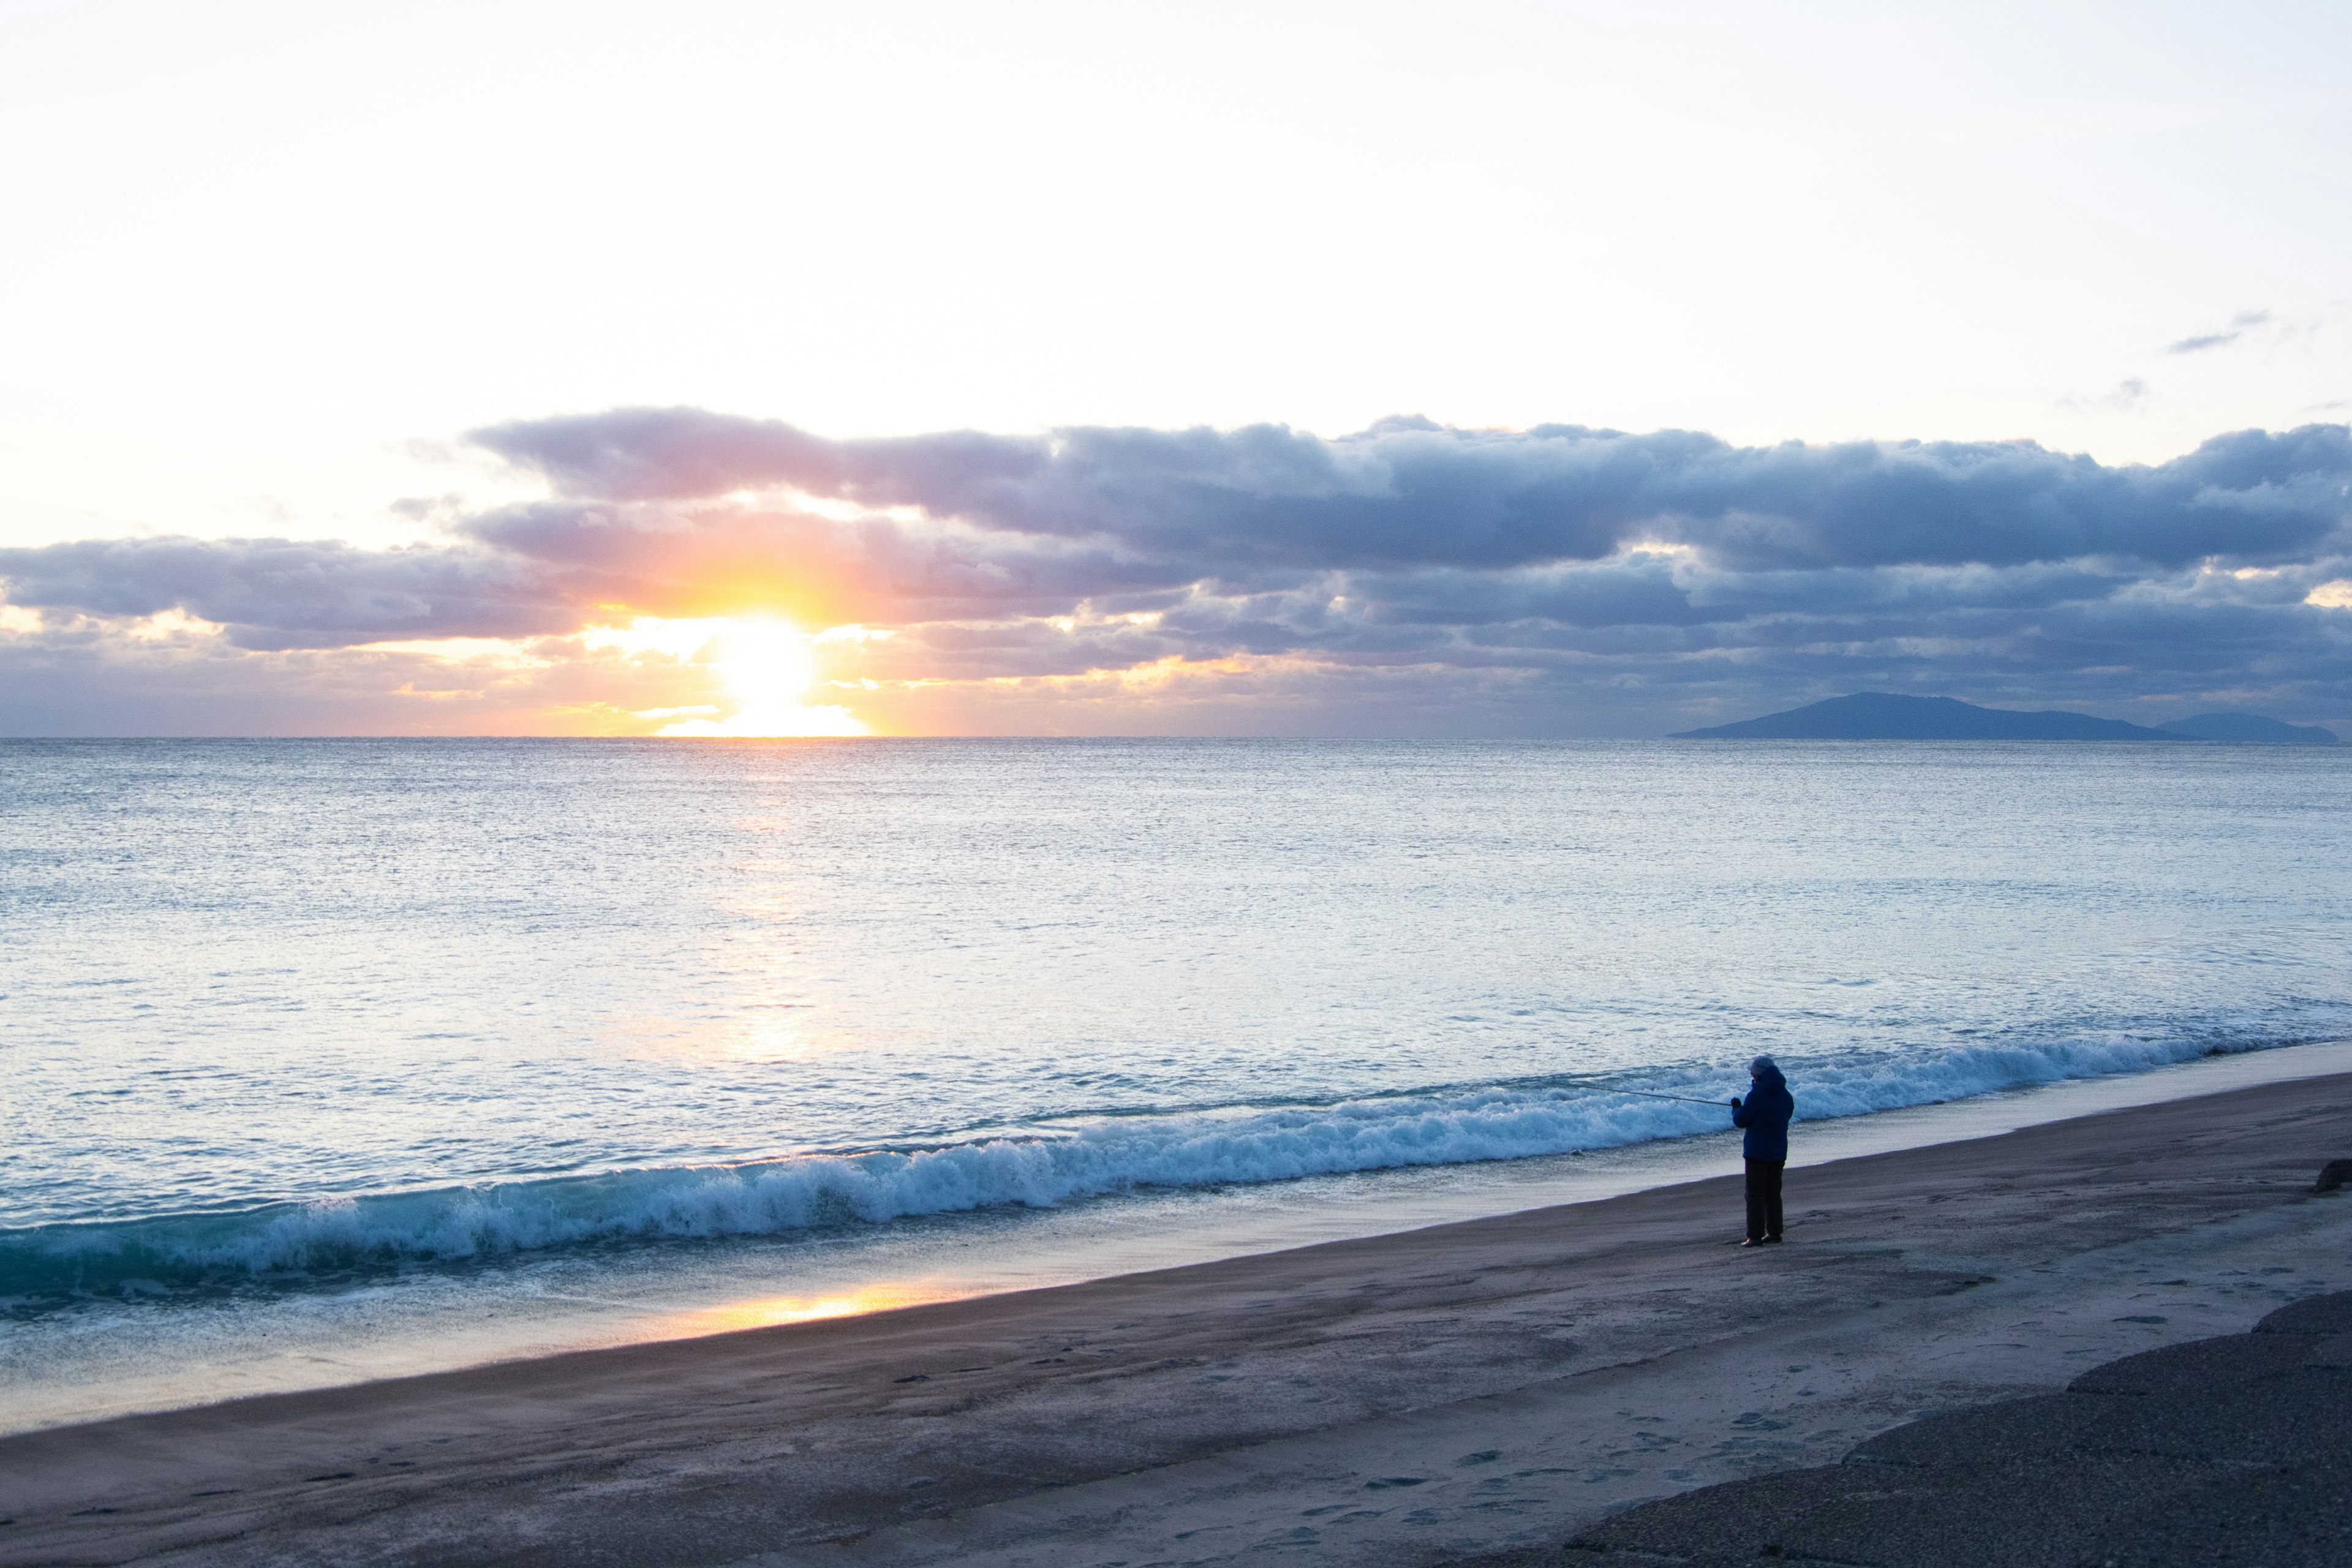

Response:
(717, 621), (821, 713)
(682, 619), (870, 736)
(586, 616), (872, 736)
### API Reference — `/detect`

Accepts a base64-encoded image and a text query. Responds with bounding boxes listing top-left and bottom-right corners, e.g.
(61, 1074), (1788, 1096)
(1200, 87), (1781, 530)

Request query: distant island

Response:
(1673, 693), (2340, 744)
(2152, 711), (2342, 745)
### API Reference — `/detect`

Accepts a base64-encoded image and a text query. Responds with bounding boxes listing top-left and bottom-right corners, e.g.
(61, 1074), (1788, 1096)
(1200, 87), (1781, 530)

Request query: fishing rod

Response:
(1608, 1087), (1732, 1106)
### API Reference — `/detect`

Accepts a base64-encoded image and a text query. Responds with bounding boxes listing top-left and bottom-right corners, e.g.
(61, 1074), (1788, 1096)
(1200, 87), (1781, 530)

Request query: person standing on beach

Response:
(1730, 1057), (1794, 1247)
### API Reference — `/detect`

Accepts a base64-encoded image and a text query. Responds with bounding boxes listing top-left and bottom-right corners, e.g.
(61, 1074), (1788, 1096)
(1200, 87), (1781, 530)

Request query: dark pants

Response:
(1744, 1158), (1784, 1241)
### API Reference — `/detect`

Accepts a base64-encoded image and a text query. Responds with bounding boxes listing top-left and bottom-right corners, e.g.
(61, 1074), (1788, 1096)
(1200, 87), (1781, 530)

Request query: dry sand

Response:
(6, 1072), (2351, 1568)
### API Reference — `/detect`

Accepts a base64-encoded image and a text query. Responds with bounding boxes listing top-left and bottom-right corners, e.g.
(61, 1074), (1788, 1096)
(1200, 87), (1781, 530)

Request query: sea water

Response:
(3, 739), (2347, 1423)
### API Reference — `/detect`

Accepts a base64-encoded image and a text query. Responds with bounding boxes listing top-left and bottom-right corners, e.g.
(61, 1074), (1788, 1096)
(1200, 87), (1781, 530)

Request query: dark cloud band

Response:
(470, 408), (2352, 573)
(5, 410), (2350, 731)
(0, 537), (573, 650)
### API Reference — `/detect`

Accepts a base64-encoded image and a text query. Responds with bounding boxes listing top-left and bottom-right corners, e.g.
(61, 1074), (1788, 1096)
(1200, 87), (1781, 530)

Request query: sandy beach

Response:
(6, 1069), (2350, 1568)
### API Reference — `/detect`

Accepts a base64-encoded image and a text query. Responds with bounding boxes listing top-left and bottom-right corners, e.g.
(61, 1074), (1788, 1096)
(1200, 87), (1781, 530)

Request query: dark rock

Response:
(2315, 1158), (2352, 1193)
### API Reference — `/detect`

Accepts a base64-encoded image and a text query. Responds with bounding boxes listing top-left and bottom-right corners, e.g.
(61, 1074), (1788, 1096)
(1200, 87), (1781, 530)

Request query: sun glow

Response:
(652, 1287), (936, 1336)
(582, 616), (872, 736)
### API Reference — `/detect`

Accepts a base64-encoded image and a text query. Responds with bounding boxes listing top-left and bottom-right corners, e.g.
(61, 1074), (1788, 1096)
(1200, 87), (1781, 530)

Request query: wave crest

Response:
(1, 1024), (2310, 1301)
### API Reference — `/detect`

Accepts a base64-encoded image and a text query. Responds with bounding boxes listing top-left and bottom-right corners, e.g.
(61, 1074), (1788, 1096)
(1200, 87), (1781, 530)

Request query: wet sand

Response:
(6, 1071), (2351, 1567)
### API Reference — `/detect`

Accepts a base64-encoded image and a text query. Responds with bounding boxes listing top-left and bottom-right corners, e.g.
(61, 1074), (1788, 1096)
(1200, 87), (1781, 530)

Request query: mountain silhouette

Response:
(1672, 693), (2335, 743)
(2155, 712), (2340, 745)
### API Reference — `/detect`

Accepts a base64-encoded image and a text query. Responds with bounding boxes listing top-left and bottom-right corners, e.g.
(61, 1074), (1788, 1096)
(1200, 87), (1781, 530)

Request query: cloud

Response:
(7, 411), (2352, 734)
(2060, 377), (2149, 414)
(0, 536), (571, 650)
(2167, 309), (2272, 355)
(473, 409), (2352, 574)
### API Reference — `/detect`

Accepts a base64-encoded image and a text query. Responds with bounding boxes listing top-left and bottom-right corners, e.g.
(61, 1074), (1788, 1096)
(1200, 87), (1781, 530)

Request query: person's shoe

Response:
(1763, 1234), (1784, 1243)
(1737, 1238), (1766, 1248)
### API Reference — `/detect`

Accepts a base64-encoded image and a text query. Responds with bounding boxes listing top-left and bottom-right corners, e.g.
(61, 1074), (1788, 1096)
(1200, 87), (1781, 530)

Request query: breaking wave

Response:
(0, 1024), (2320, 1303)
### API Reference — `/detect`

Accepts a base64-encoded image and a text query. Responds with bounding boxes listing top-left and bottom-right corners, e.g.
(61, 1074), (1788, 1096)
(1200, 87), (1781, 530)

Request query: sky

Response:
(2, 0), (2348, 736)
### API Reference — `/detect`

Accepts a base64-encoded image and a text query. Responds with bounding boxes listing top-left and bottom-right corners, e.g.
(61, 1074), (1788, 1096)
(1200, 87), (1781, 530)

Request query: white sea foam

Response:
(0, 1025), (2299, 1299)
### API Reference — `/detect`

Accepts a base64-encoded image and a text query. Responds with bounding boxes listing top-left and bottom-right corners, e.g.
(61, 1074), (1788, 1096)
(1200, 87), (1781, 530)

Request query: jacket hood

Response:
(1750, 1061), (1787, 1088)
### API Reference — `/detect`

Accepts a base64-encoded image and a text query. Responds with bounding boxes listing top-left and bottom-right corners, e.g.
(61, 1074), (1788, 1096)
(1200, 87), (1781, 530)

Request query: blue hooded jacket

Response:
(1731, 1059), (1793, 1161)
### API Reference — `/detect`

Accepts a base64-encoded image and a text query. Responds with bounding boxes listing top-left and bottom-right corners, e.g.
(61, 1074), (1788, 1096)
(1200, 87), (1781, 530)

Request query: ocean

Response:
(4, 737), (2347, 1425)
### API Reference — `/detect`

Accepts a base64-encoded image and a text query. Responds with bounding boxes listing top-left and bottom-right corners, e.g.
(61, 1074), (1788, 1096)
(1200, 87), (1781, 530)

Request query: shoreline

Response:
(7, 1036), (2352, 1440)
(6, 1068), (2352, 1566)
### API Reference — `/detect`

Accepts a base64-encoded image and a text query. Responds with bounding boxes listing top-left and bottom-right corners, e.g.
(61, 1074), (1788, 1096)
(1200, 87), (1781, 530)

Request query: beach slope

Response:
(5, 1073), (2351, 1567)
(1526, 1286), (2352, 1566)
